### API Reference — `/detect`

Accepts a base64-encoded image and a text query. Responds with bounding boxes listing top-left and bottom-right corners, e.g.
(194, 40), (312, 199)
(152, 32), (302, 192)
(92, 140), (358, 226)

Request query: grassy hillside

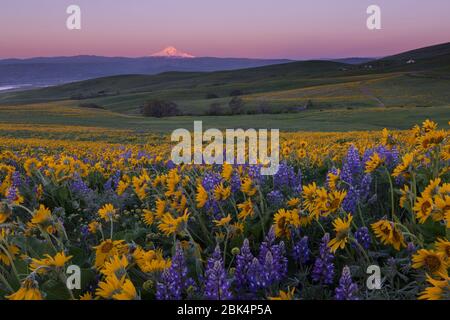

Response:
(0, 102), (448, 134)
(0, 42), (449, 131)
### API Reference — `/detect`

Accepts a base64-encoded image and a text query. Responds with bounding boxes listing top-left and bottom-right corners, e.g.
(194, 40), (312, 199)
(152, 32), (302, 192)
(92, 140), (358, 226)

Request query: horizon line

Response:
(1, 40), (448, 61)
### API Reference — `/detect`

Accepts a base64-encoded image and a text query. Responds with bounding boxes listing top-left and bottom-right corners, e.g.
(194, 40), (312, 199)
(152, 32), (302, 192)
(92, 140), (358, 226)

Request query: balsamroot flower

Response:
(418, 274), (450, 300)
(6, 276), (43, 300)
(412, 249), (448, 276)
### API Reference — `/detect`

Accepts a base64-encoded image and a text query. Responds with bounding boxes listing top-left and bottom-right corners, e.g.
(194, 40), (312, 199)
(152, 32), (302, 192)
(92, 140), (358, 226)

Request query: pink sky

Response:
(0, 0), (449, 59)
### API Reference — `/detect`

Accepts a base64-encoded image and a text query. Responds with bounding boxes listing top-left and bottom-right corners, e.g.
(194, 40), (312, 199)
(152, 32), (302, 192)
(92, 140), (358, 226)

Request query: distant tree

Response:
(229, 97), (244, 115)
(141, 99), (180, 118)
(229, 89), (243, 97)
(256, 100), (271, 114)
(206, 102), (225, 116)
(78, 103), (105, 109)
(205, 93), (219, 99)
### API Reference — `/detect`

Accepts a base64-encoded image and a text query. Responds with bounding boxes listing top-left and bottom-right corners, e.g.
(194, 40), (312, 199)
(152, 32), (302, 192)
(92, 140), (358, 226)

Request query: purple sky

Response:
(1, 0), (449, 59)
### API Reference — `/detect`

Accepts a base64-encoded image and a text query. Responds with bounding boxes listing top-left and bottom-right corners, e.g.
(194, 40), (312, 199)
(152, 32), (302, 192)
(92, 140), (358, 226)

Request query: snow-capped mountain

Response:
(0, 50), (291, 88)
(150, 46), (195, 58)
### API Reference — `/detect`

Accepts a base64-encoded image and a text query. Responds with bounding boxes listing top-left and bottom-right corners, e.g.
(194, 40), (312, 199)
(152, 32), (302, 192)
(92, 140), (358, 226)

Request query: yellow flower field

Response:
(0, 119), (449, 300)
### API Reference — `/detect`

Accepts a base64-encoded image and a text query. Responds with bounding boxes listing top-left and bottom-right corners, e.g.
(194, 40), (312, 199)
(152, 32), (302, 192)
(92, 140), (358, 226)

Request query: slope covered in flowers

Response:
(0, 120), (449, 300)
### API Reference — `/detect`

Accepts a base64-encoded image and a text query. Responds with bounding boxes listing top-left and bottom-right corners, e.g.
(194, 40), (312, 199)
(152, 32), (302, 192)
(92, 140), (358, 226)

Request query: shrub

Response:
(141, 99), (180, 118)
(205, 93), (219, 99)
(229, 89), (243, 97)
(78, 103), (105, 110)
(229, 97), (245, 115)
(206, 102), (225, 116)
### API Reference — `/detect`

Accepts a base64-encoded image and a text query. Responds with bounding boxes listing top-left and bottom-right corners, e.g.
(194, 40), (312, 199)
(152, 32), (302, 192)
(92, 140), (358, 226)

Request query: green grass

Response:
(0, 102), (448, 134)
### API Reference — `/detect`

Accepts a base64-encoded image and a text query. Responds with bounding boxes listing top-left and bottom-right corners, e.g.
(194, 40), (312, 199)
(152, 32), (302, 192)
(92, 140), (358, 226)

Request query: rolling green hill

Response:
(0, 42), (449, 132)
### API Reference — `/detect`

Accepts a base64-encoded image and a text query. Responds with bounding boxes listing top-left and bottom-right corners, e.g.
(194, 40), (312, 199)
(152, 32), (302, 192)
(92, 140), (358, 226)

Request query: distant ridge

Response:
(379, 42), (450, 61)
(330, 57), (375, 65)
(0, 55), (291, 88)
(1, 42), (449, 90)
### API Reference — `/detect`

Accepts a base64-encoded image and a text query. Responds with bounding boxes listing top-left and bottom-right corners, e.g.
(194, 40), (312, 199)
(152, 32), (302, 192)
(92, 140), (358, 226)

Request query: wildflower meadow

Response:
(0, 119), (449, 300)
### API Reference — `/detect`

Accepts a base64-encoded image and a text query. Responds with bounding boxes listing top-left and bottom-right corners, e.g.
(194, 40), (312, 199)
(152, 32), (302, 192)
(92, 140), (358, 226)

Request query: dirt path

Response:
(359, 84), (385, 107)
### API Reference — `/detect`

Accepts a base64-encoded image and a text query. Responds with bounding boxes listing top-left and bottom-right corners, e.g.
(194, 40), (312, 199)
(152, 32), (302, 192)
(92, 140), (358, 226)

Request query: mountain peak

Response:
(150, 46), (195, 58)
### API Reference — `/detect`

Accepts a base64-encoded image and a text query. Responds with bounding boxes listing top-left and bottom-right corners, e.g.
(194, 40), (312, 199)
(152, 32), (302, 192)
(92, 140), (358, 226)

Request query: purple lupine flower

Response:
(136, 150), (147, 159)
(234, 239), (254, 293)
(6, 172), (23, 204)
(201, 171), (223, 218)
(246, 258), (264, 292)
(273, 162), (301, 192)
(6, 187), (18, 203)
(342, 145), (362, 182)
(342, 186), (358, 214)
(120, 150), (132, 160)
(70, 174), (91, 196)
(202, 172), (222, 191)
(166, 160), (176, 169)
(260, 251), (280, 286)
(294, 169), (302, 194)
(341, 146), (362, 214)
(258, 227), (287, 283)
(335, 266), (359, 300)
(247, 164), (264, 184)
(103, 178), (113, 191)
(312, 233), (335, 285)
(341, 145), (374, 214)
(362, 145), (399, 171)
(353, 227), (371, 250)
(80, 225), (89, 238)
(267, 190), (284, 207)
(204, 246), (233, 300)
(292, 236), (310, 265)
(24, 176), (32, 186)
(273, 162), (294, 189)
(359, 174), (372, 200)
(230, 172), (241, 193)
(111, 170), (122, 189)
(246, 248), (287, 294)
(104, 170), (122, 191)
(156, 243), (192, 300)
(407, 242), (417, 254)
(11, 171), (22, 188)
